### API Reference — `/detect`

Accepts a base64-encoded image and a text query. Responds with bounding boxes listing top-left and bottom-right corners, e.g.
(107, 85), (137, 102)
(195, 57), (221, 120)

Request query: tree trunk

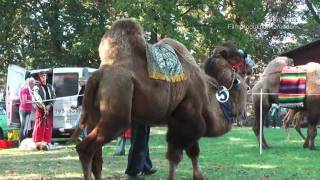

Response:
(305, 0), (320, 24)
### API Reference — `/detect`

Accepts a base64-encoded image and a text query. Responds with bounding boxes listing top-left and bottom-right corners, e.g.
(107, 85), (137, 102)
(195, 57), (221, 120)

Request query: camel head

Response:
(210, 42), (243, 66)
(202, 44), (248, 137)
(204, 43), (248, 118)
(204, 42), (245, 90)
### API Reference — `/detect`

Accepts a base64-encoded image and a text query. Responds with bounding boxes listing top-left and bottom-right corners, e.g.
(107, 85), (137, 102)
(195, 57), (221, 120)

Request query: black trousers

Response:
(125, 121), (153, 175)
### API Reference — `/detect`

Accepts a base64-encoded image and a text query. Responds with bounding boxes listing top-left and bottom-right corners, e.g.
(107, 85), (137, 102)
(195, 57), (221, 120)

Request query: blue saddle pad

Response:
(146, 43), (186, 82)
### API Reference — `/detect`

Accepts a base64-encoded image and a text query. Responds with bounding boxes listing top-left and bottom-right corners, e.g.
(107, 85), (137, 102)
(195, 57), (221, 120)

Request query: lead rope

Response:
(226, 69), (236, 91)
(206, 68), (236, 91)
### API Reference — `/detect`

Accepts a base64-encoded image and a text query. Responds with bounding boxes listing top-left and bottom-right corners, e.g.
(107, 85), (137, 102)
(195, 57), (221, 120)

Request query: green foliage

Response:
(0, 0), (319, 82)
(233, 0), (265, 24)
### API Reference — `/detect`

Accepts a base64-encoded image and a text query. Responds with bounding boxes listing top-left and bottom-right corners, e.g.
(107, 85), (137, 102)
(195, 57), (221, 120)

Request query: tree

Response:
(305, 0), (320, 24)
(0, 0), (318, 84)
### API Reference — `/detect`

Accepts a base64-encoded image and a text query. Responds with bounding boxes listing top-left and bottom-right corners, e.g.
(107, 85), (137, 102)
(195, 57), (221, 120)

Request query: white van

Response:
(5, 64), (96, 137)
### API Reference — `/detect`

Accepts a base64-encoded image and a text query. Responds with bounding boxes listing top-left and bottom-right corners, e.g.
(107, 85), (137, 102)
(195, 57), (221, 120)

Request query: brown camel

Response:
(74, 18), (247, 180)
(252, 57), (320, 149)
(283, 109), (306, 140)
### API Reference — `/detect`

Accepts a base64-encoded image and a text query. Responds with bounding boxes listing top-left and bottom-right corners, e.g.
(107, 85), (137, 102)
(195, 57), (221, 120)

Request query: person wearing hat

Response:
(32, 71), (56, 150)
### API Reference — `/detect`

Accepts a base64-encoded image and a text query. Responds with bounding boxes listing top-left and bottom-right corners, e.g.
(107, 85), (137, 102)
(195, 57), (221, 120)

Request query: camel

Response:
(74, 18), (248, 180)
(283, 109), (306, 140)
(252, 57), (320, 149)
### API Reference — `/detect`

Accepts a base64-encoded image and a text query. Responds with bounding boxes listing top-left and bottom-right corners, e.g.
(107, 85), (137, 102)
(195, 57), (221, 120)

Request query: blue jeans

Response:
(125, 121), (153, 176)
(19, 109), (31, 141)
(75, 111), (87, 138)
(115, 136), (127, 155)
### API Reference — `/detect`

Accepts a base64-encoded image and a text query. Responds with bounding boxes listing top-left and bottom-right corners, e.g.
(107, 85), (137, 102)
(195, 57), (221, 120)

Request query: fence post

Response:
(260, 89), (263, 155)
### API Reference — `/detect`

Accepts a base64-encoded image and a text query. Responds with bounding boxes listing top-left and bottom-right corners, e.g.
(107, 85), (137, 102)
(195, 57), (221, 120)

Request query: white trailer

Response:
(5, 64), (96, 137)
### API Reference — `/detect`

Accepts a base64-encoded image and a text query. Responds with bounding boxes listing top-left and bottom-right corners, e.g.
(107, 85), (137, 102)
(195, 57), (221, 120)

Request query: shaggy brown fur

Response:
(283, 109), (306, 140)
(210, 42), (242, 65)
(74, 18), (247, 180)
(252, 58), (320, 150)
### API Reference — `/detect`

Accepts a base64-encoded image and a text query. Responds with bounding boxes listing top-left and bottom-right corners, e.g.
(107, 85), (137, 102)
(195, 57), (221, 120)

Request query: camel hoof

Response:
(309, 145), (316, 150)
(262, 143), (269, 149)
(193, 171), (204, 180)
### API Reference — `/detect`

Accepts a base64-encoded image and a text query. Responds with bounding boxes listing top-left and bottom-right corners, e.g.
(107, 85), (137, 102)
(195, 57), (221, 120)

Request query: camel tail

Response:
(70, 69), (103, 142)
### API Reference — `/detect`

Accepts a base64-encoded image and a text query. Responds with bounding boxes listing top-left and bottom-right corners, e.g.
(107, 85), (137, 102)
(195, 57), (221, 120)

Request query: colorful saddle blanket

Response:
(278, 66), (306, 108)
(146, 43), (186, 82)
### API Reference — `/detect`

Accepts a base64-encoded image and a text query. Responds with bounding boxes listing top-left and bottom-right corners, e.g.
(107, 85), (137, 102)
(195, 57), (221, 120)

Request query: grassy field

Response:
(0, 127), (320, 179)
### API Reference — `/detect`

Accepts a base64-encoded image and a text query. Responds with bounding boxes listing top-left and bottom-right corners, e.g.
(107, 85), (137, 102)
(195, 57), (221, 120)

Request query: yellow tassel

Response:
(148, 72), (187, 82)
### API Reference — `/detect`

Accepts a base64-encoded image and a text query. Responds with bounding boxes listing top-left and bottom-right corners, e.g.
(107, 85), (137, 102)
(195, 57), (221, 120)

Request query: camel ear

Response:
(211, 46), (228, 59)
(219, 47), (229, 60)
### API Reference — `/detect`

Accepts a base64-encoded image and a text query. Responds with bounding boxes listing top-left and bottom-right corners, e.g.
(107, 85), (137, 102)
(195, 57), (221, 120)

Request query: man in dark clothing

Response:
(125, 121), (157, 177)
(71, 77), (87, 138)
(73, 77), (86, 107)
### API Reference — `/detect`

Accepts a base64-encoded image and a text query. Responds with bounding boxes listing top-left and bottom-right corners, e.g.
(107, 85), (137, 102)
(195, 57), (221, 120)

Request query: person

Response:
(238, 49), (255, 74)
(71, 77), (87, 139)
(19, 77), (35, 142)
(125, 121), (157, 177)
(114, 128), (131, 156)
(268, 103), (281, 128)
(32, 71), (56, 150)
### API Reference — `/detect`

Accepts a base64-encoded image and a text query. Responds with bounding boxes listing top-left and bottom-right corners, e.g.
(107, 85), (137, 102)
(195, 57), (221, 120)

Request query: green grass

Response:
(0, 127), (319, 179)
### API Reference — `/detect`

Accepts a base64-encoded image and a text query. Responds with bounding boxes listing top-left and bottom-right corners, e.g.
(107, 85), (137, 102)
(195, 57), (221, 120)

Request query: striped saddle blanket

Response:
(278, 66), (306, 108)
(146, 43), (186, 82)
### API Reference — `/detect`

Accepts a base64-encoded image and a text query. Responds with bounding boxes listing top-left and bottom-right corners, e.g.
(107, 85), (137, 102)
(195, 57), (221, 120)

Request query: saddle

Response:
(278, 66), (306, 108)
(146, 43), (186, 82)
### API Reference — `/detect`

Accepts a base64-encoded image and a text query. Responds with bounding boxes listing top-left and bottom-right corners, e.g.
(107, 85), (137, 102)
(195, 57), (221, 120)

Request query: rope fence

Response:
(1, 91), (320, 104)
(0, 89), (315, 155)
(0, 94), (84, 104)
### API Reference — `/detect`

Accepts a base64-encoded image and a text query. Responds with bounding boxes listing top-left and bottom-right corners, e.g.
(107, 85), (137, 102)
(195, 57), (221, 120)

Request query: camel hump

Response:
(99, 18), (146, 66)
(262, 56), (293, 75)
(300, 62), (320, 72)
(109, 18), (144, 36)
(158, 38), (198, 67)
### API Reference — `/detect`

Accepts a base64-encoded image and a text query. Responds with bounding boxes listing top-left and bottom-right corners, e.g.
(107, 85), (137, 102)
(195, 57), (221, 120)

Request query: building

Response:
(281, 39), (320, 65)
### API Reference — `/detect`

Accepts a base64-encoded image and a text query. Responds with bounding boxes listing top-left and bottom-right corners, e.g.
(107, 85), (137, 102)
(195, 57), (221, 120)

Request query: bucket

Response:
(0, 140), (15, 149)
(8, 128), (20, 141)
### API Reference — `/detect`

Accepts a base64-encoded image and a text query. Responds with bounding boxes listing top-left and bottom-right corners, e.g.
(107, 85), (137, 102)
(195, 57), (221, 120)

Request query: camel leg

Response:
(186, 142), (204, 180)
(92, 148), (103, 180)
(303, 128), (310, 149)
(76, 125), (103, 180)
(283, 110), (293, 140)
(166, 143), (183, 180)
(167, 97), (205, 179)
(76, 127), (99, 180)
(76, 129), (103, 180)
(304, 122), (317, 150)
(76, 131), (99, 180)
(293, 113), (306, 140)
(77, 124), (126, 179)
(77, 102), (132, 179)
(166, 119), (204, 179)
(76, 67), (134, 179)
(252, 101), (270, 149)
